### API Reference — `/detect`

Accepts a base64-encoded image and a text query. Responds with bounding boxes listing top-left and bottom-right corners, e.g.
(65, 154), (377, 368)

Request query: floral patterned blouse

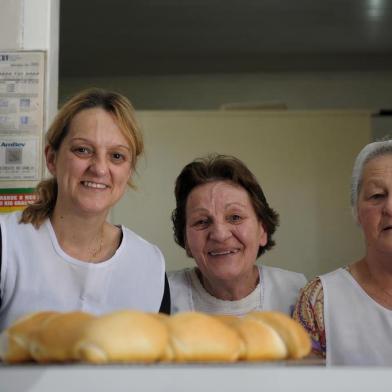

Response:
(293, 267), (353, 358)
(293, 277), (326, 357)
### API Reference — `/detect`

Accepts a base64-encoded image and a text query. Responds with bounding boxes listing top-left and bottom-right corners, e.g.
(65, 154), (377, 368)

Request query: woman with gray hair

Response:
(294, 139), (392, 366)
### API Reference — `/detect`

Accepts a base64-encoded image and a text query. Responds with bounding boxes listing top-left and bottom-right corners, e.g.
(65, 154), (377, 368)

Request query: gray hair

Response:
(351, 139), (392, 221)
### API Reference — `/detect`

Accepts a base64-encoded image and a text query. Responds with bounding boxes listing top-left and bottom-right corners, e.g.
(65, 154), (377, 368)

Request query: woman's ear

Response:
(45, 145), (57, 176)
(259, 222), (268, 247)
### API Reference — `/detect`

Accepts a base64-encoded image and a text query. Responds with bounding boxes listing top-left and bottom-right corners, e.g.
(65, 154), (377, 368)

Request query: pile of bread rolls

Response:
(0, 310), (311, 364)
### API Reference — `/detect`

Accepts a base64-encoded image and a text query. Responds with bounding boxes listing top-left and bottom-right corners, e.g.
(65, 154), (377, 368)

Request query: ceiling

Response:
(59, 0), (392, 77)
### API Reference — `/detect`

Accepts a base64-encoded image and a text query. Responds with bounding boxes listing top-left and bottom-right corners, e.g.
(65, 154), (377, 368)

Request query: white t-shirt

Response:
(321, 268), (392, 366)
(0, 211), (166, 330)
(168, 265), (306, 316)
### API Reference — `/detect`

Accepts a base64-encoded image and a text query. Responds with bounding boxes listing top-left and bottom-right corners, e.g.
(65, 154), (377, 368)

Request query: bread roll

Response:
(245, 311), (311, 359)
(74, 310), (169, 364)
(29, 311), (95, 362)
(231, 317), (288, 361)
(0, 311), (58, 363)
(166, 312), (242, 362)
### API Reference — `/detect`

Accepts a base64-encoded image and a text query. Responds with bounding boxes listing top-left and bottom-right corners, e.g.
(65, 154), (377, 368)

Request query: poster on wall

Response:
(0, 50), (44, 182)
(0, 51), (45, 214)
(0, 188), (37, 213)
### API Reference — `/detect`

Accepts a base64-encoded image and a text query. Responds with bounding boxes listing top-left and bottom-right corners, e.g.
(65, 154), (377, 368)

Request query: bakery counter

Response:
(2, 360), (392, 392)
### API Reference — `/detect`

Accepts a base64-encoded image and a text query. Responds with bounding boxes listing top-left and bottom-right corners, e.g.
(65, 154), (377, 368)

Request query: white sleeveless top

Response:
(168, 265), (306, 316)
(0, 211), (165, 330)
(320, 268), (392, 366)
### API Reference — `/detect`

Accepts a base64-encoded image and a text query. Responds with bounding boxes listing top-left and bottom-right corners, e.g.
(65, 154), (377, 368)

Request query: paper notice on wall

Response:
(0, 51), (44, 134)
(0, 136), (39, 180)
(0, 51), (45, 184)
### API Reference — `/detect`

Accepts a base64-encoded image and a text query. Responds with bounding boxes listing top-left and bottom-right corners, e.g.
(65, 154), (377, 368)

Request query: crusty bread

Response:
(212, 314), (239, 325)
(29, 311), (95, 362)
(150, 312), (175, 362)
(231, 317), (288, 361)
(74, 310), (169, 363)
(1, 310), (310, 364)
(0, 311), (58, 363)
(211, 314), (247, 359)
(246, 311), (311, 359)
(212, 313), (294, 361)
(166, 312), (242, 362)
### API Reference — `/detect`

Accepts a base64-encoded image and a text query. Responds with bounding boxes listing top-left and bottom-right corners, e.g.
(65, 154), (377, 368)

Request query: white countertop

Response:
(2, 360), (392, 392)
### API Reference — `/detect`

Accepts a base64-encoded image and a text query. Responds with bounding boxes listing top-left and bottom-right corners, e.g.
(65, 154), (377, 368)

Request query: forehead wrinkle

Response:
(363, 166), (392, 185)
(364, 155), (392, 174)
(209, 182), (248, 204)
(187, 206), (209, 215)
(360, 159), (392, 200)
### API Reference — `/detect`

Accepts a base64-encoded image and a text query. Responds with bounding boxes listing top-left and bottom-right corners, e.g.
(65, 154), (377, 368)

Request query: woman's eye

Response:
(228, 214), (242, 223)
(111, 152), (125, 162)
(73, 146), (92, 156)
(192, 218), (209, 228)
(370, 193), (385, 200)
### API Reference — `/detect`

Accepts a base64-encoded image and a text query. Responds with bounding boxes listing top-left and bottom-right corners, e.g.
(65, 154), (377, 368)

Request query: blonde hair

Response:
(21, 88), (144, 228)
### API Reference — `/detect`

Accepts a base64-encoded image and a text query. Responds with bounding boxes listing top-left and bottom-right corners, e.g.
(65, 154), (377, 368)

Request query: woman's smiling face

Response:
(46, 107), (132, 217)
(185, 180), (267, 283)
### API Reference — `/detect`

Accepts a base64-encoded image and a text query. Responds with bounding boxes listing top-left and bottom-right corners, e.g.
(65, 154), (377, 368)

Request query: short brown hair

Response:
(21, 88), (143, 228)
(171, 154), (279, 257)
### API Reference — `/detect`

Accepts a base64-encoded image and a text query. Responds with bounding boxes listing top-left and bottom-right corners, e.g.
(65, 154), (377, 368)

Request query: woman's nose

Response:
(89, 154), (108, 176)
(209, 221), (231, 242)
(383, 195), (392, 215)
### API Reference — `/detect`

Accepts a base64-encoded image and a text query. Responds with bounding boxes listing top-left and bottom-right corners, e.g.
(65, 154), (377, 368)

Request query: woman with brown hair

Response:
(169, 154), (306, 316)
(0, 88), (169, 330)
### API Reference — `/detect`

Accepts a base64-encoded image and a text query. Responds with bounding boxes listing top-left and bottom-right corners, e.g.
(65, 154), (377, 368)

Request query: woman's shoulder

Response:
(261, 264), (307, 286)
(120, 225), (160, 249)
(167, 268), (197, 297)
(296, 267), (350, 311)
(1, 211), (40, 238)
(293, 276), (326, 357)
(167, 267), (193, 282)
(1, 210), (23, 225)
(119, 225), (165, 262)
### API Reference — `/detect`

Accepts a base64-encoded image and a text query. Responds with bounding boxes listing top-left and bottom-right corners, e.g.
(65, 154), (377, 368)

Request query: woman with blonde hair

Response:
(0, 88), (169, 330)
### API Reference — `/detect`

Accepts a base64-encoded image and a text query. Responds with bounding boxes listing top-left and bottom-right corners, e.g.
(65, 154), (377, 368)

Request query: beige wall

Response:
(111, 110), (371, 280)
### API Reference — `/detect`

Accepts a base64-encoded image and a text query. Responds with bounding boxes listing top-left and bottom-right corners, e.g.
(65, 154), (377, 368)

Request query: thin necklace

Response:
(89, 227), (104, 261)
